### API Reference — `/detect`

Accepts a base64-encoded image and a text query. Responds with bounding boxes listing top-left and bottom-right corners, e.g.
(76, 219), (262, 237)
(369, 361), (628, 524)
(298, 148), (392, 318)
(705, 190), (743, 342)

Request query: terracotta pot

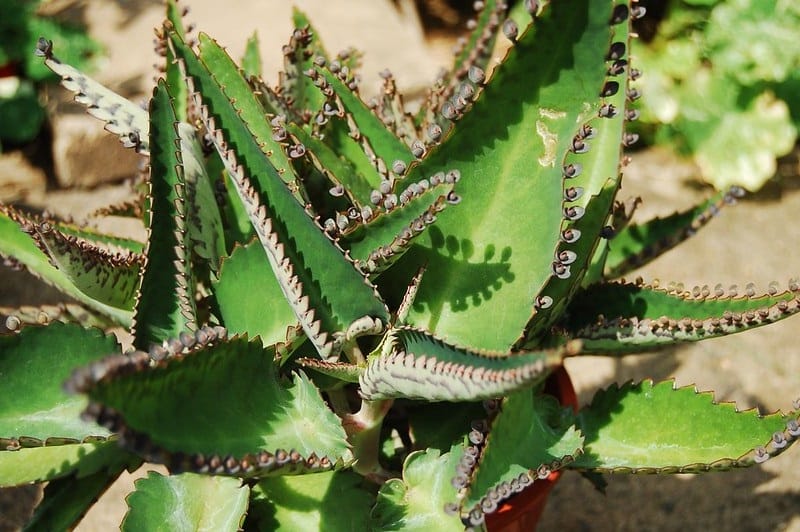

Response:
(485, 366), (578, 532)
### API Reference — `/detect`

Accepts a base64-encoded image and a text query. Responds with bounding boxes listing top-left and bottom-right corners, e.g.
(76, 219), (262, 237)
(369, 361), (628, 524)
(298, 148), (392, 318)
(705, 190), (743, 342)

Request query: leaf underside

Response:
(0, 206), (134, 325)
(360, 327), (566, 401)
(37, 38), (149, 153)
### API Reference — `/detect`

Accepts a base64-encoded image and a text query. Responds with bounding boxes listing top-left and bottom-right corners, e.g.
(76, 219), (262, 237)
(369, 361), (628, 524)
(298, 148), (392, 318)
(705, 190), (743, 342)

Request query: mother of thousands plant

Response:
(1, 0), (799, 529)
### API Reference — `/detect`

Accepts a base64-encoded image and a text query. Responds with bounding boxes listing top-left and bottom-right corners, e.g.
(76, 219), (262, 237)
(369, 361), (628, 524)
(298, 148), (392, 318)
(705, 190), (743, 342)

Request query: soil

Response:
(1, 1), (799, 531)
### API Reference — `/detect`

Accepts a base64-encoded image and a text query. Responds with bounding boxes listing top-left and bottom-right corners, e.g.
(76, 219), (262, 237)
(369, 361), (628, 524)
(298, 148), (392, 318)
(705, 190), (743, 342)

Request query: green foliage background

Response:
(0, 0), (99, 148)
(633, 0), (800, 191)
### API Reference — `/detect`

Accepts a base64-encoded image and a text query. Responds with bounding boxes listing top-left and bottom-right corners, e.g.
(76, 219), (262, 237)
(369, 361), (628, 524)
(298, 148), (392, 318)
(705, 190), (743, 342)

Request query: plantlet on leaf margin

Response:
(0, 1), (798, 530)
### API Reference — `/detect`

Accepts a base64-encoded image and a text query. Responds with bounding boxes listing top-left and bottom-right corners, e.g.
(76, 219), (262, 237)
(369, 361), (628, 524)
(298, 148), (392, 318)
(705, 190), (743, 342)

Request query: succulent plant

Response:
(1, 0), (799, 529)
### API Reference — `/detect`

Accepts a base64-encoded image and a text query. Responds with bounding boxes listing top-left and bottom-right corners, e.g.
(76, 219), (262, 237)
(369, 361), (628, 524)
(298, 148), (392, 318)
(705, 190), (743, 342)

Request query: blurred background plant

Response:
(0, 0), (99, 150)
(629, 0), (800, 192)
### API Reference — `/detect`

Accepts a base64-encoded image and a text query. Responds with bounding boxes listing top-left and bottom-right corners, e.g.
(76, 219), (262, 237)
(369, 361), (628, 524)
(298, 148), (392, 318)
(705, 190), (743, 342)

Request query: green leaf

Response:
(286, 122), (374, 208)
(360, 327), (567, 401)
(248, 471), (373, 531)
(213, 240), (297, 346)
(344, 178), (454, 274)
(0, 303), (112, 330)
(164, 0), (190, 122)
(691, 87), (796, 192)
(133, 80), (197, 349)
(706, 0), (800, 84)
(631, 37), (701, 125)
(316, 67), (412, 168)
(241, 31), (261, 78)
(394, 0), (619, 350)
(518, 3), (636, 342)
(29, 222), (141, 312)
(188, 32), (302, 193)
(278, 9), (330, 119)
(0, 440), (131, 487)
(371, 447), (464, 532)
(408, 402), (485, 452)
(170, 31), (390, 358)
(122, 472), (249, 532)
(603, 188), (739, 278)
(314, 114), (385, 195)
(0, 323), (116, 440)
(75, 331), (353, 476)
(564, 280), (800, 353)
(54, 221), (144, 255)
(0, 206), (133, 325)
(211, 154), (256, 247)
(461, 391), (583, 515)
(571, 380), (799, 472)
(23, 467), (127, 531)
(179, 123), (227, 273)
(446, 0), (506, 96)
(520, 180), (618, 345)
(295, 358), (360, 384)
(416, 0), (505, 133)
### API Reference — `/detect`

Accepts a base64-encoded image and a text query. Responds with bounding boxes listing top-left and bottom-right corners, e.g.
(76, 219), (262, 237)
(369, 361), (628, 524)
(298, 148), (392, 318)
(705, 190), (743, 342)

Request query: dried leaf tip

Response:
(35, 37), (53, 58)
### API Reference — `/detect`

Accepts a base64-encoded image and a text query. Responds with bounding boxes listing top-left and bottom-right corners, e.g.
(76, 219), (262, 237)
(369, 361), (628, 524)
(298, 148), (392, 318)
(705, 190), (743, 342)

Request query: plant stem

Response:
(342, 397), (394, 482)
